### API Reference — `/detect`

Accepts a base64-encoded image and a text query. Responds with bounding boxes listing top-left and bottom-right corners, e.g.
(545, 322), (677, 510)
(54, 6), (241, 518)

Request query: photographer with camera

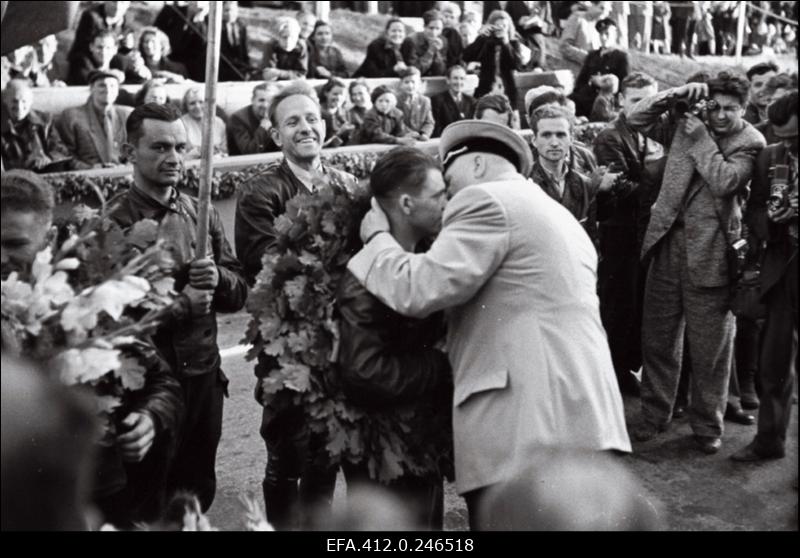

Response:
(732, 90), (798, 462)
(628, 72), (767, 455)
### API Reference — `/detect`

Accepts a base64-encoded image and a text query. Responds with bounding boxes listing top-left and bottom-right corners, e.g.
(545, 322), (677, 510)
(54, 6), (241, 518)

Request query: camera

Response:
(767, 164), (791, 213)
(674, 98), (718, 118)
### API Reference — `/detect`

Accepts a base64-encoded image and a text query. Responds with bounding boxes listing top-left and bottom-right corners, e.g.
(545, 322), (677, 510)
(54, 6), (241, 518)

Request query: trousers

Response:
(640, 226), (735, 437)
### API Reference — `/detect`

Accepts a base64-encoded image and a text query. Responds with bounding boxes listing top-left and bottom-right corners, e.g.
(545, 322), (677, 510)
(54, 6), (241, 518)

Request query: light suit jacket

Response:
(57, 101), (132, 169)
(348, 175), (631, 494)
(627, 90), (766, 288)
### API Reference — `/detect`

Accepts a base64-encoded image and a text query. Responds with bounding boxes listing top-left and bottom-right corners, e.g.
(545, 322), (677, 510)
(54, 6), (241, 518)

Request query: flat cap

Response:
(439, 119), (533, 177)
(87, 68), (123, 84)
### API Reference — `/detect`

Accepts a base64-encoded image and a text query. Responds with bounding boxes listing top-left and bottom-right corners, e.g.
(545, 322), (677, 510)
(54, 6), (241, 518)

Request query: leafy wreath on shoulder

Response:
(242, 180), (453, 484)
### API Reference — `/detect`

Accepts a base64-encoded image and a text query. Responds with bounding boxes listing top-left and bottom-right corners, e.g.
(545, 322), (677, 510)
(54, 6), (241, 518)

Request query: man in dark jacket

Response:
(235, 82), (357, 530)
(1, 169), (184, 527)
(336, 147), (453, 530)
(219, 1), (252, 81)
(744, 61), (779, 125)
(431, 65), (477, 137)
(67, 1), (135, 64)
(108, 103), (247, 512)
(732, 91), (798, 462)
(154, 1), (209, 82)
(1, 79), (71, 172)
(593, 72), (665, 395)
(227, 82), (281, 156)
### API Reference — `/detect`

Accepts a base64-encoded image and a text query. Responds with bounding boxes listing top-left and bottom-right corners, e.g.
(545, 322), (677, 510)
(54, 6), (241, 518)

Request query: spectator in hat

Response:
(351, 85), (415, 146)
(570, 17), (629, 119)
(349, 118), (631, 529)
(57, 70), (132, 169)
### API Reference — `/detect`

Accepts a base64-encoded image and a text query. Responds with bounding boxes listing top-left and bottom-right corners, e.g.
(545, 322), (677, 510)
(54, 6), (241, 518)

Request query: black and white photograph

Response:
(0, 0), (797, 536)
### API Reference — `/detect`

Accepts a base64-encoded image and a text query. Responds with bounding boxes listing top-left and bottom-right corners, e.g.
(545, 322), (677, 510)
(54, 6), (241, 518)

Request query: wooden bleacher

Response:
(32, 71), (574, 118)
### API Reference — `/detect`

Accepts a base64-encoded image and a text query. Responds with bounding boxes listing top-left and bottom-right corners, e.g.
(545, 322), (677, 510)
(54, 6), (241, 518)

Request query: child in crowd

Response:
(396, 67), (435, 141)
(589, 74), (620, 122)
(320, 77), (355, 147)
(352, 85), (415, 145)
(346, 78), (372, 140)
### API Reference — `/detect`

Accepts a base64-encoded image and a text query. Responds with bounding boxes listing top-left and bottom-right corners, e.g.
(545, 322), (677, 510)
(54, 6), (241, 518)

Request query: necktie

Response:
(104, 110), (115, 163)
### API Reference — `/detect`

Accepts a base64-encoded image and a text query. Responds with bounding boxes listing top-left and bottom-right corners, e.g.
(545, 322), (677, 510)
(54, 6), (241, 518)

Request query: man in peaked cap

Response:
(347, 120), (631, 530)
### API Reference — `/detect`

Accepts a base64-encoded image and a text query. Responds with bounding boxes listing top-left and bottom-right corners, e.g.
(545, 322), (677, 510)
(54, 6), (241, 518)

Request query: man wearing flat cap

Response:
(348, 120), (631, 530)
(57, 69), (132, 169)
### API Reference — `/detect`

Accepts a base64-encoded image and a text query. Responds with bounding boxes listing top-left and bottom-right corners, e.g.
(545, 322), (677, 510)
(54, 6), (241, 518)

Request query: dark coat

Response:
(745, 143), (798, 297)
(1, 107), (70, 171)
(219, 19), (251, 81)
(56, 101), (132, 169)
(261, 39), (308, 80)
(401, 32), (451, 77)
(108, 186), (247, 379)
(307, 44), (348, 78)
(430, 90), (477, 138)
(571, 47), (630, 118)
(334, 271), (453, 480)
(235, 159), (358, 285)
(154, 5), (208, 81)
(463, 33), (527, 107)
(67, 3), (134, 62)
(353, 38), (407, 78)
(352, 107), (408, 145)
(227, 105), (278, 156)
(530, 161), (599, 244)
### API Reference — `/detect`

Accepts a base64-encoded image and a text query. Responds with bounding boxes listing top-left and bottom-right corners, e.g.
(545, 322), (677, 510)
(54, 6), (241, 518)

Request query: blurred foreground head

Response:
(476, 449), (663, 531)
(1, 355), (97, 531)
(313, 483), (420, 531)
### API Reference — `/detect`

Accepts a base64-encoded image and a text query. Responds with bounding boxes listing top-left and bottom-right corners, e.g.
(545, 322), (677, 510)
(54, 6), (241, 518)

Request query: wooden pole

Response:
(735, 1), (747, 65)
(315, 1), (330, 21)
(195, 2), (222, 260)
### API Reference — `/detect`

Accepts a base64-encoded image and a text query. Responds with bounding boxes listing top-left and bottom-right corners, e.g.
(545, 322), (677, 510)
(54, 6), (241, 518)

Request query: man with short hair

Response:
(629, 73), (767, 454)
(475, 94), (514, 127)
(349, 119), (630, 529)
(262, 17), (308, 81)
(235, 82), (357, 530)
(757, 73), (796, 144)
(744, 61), (779, 125)
(336, 147), (452, 530)
(593, 72), (665, 395)
(1, 169), (184, 527)
(732, 90), (798, 462)
(227, 82), (281, 155)
(57, 69), (132, 169)
(67, 1), (135, 66)
(1, 78), (71, 172)
(431, 64), (477, 138)
(528, 104), (617, 245)
(108, 103), (247, 512)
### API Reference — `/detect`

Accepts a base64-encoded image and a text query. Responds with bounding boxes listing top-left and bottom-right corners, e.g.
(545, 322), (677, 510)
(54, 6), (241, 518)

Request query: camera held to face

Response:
(767, 164), (791, 213)
(674, 98), (719, 120)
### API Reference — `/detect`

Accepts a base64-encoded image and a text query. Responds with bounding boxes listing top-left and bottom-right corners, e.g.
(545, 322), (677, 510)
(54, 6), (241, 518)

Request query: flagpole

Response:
(195, 2), (222, 260)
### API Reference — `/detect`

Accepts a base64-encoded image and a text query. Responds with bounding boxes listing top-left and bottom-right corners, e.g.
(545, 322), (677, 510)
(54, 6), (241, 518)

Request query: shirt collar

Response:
(129, 183), (181, 218)
(286, 158), (323, 193)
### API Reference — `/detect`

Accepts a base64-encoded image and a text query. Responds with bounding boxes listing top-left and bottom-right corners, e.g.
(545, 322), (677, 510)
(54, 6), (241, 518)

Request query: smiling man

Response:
(744, 61), (779, 125)
(234, 81), (357, 530)
(107, 102), (247, 513)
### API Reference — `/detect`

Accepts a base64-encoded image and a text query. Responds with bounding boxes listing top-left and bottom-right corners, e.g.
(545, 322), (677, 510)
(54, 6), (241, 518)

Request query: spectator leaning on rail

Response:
(628, 73), (767, 455)
(1, 78), (71, 172)
(57, 69), (133, 169)
(234, 82), (358, 530)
